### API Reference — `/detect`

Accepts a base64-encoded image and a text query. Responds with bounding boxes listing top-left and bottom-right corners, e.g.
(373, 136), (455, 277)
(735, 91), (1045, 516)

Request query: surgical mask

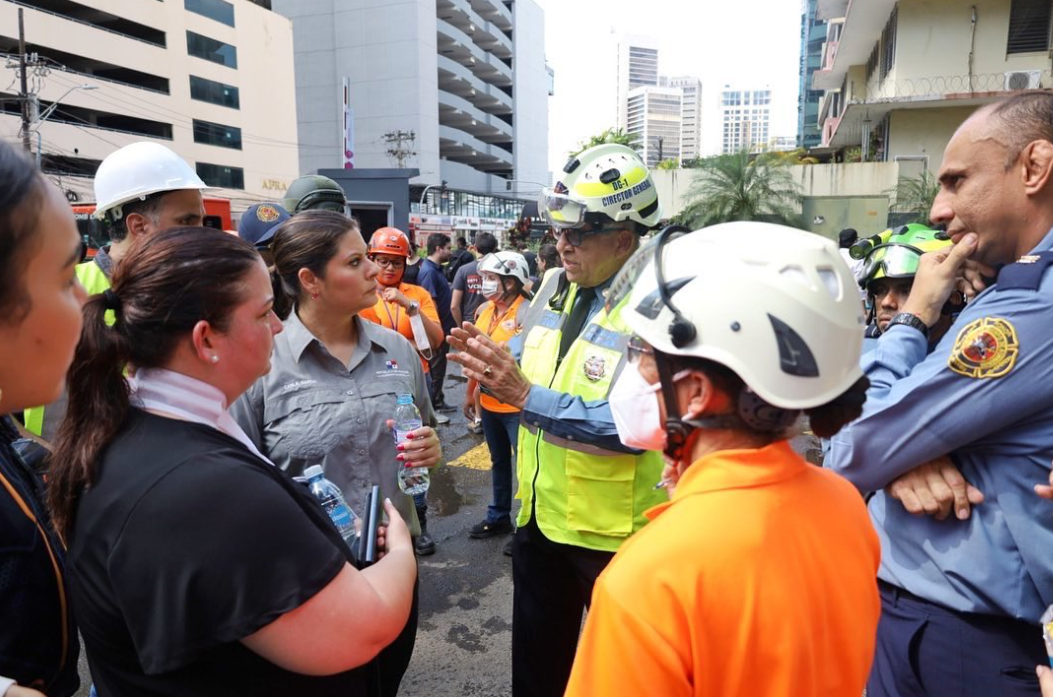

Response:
(481, 278), (502, 298)
(608, 361), (667, 451)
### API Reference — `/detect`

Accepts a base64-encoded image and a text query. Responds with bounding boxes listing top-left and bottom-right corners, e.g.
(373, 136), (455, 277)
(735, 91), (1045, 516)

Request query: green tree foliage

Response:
(656, 158), (679, 170)
(674, 150), (804, 229)
(770, 147), (820, 166)
(888, 171), (940, 224)
(568, 128), (638, 158)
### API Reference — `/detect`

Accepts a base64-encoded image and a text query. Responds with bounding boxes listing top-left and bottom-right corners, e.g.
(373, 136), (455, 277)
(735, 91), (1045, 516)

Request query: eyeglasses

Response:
(371, 256), (406, 269)
(627, 336), (655, 364)
(557, 227), (610, 248)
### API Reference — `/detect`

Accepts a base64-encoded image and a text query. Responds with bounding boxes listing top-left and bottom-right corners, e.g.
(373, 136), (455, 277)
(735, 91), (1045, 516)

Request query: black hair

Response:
(427, 233), (451, 256)
(270, 210), (361, 320)
(105, 191), (169, 243)
(475, 231), (498, 255)
(0, 141), (48, 325)
(838, 228), (858, 249)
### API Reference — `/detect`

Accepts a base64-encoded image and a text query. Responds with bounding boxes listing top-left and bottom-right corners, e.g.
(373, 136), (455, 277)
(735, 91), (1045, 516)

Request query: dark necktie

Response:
(558, 286), (596, 362)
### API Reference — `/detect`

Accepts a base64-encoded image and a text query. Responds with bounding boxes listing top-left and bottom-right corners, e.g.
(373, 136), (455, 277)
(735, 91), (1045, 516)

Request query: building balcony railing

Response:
(5, 0), (166, 48)
(437, 0), (512, 59)
(437, 18), (513, 87)
(437, 54), (513, 115)
(466, 0), (512, 33)
(821, 40), (839, 71)
(438, 89), (513, 141)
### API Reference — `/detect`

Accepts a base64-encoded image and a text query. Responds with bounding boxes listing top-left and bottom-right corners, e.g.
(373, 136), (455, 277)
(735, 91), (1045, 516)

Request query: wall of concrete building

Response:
(511, 0), (549, 193)
(1, 0), (299, 208)
(886, 105), (977, 172)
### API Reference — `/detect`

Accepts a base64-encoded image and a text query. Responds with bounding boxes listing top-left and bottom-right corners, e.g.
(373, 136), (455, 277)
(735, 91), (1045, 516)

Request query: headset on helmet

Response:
(612, 222), (866, 460)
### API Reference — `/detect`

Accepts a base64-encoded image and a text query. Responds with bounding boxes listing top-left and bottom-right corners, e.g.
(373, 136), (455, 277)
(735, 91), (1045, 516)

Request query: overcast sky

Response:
(533, 0), (805, 173)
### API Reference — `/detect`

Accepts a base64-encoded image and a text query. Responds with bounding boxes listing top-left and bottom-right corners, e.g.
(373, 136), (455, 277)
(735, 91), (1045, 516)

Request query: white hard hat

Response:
(478, 251), (529, 286)
(612, 222), (865, 410)
(93, 142), (208, 220)
(539, 144), (661, 232)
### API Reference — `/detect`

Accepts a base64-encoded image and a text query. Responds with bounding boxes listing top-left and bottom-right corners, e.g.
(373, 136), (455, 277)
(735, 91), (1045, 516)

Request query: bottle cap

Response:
(304, 464), (324, 479)
(396, 394), (413, 405)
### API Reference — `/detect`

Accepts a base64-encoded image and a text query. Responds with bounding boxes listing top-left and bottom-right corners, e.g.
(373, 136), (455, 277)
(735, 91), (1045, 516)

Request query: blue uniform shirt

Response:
(417, 258), (456, 334)
(827, 227), (1053, 621)
(516, 275), (635, 454)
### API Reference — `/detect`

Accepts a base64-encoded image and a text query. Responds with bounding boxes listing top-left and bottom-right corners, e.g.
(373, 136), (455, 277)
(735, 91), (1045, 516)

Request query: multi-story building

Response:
(670, 76), (702, 161)
(813, 0), (1053, 173)
(626, 85), (682, 168)
(615, 34), (659, 131)
(0, 0), (299, 211)
(797, 0), (827, 149)
(720, 86), (772, 154)
(270, 0), (549, 197)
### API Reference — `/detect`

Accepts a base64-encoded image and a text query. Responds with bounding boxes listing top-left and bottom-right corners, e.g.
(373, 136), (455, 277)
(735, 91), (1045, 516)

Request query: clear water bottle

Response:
(394, 394), (429, 495)
(304, 464), (357, 550)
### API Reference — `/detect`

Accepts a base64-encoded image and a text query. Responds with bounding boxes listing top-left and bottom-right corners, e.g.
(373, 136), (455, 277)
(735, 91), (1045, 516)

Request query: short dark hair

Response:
(106, 191), (169, 243)
(0, 141), (48, 325)
(475, 231), (498, 255)
(989, 92), (1053, 170)
(456, 236), (468, 248)
(837, 228), (858, 249)
(270, 210), (361, 319)
(428, 233), (451, 255)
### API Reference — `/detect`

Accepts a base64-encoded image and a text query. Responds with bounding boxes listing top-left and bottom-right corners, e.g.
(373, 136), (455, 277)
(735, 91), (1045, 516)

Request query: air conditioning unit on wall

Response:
(1004, 70), (1042, 91)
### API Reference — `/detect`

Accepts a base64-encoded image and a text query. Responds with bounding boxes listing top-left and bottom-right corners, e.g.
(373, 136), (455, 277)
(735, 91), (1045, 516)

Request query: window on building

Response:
(185, 0), (235, 26)
(190, 76), (240, 109)
(1008, 0), (1052, 53)
(196, 162), (244, 189)
(186, 31), (237, 68)
(880, 6), (897, 79)
(193, 119), (242, 149)
(866, 43), (879, 82)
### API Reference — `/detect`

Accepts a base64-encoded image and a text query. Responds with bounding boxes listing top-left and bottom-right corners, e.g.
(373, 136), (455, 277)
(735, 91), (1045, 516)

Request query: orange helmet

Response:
(368, 227), (411, 258)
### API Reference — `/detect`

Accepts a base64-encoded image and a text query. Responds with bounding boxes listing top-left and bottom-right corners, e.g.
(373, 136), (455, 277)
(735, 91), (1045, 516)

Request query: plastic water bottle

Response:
(304, 465), (357, 550)
(394, 394), (429, 495)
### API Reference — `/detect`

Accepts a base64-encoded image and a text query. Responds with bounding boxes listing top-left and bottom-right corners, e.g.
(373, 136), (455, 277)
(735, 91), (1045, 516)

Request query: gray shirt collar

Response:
(283, 311), (380, 368)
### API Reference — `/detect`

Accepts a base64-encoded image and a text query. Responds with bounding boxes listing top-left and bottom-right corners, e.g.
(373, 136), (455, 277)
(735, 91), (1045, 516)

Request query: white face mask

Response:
(609, 361), (667, 451)
(481, 277), (502, 298)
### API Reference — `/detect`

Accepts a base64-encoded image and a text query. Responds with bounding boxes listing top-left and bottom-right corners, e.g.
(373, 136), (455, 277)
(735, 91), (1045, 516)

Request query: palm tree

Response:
(888, 171), (940, 224)
(675, 150), (804, 229)
(569, 128), (638, 158)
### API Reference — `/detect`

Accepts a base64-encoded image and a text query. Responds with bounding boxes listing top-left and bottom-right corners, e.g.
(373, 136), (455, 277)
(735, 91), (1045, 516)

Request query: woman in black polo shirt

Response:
(47, 227), (417, 697)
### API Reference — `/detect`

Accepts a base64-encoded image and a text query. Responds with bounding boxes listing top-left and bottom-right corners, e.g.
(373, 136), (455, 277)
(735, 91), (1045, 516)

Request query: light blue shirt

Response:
(515, 274), (636, 454)
(827, 227), (1053, 621)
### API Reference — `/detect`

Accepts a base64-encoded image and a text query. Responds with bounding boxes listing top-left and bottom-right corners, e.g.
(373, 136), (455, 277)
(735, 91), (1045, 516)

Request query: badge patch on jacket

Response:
(948, 317), (1019, 379)
(584, 355), (607, 382)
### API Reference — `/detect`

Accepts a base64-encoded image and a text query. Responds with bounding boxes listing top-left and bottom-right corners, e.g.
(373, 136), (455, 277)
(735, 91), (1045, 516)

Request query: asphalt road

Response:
(74, 360), (822, 696)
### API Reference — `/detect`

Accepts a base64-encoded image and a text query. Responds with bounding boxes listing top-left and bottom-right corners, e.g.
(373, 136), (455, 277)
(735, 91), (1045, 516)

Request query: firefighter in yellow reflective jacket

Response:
(449, 144), (666, 697)
(24, 142), (207, 438)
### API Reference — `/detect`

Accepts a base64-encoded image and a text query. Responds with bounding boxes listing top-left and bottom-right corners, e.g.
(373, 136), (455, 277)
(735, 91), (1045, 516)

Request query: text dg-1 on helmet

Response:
(478, 251), (529, 286)
(609, 222), (865, 455)
(93, 142), (208, 221)
(539, 144), (662, 234)
(283, 175), (347, 214)
(368, 227), (411, 258)
(857, 223), (953, 290)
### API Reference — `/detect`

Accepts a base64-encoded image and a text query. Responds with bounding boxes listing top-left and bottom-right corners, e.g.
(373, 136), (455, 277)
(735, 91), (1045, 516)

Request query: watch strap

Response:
(888, 312), (929, 338)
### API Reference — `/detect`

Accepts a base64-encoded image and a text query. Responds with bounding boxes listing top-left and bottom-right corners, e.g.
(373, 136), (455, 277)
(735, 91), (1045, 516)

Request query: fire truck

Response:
(72, 198), (233, 258)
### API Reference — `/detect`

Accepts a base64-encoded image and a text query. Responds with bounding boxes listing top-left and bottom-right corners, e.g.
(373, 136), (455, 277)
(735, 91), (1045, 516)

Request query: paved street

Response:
(75, 359), (822, 697)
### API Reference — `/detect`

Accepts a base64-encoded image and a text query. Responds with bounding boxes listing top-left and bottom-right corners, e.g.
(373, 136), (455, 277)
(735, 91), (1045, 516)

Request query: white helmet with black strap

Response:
(93, 142), (208, 222)
(608, 222), (866, 459)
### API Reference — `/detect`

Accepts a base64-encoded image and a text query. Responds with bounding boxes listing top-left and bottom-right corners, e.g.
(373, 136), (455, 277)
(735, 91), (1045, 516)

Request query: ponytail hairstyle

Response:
(269, 210), (361, 320)
(47, 227), (261, 540)
(0, 142), (48, 325)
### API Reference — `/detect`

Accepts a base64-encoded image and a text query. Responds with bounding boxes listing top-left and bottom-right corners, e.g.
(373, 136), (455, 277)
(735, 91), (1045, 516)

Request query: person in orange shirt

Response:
(564, 222), (881, 697)
(464, 252), (532, 543)
(360, 226), (446, 555)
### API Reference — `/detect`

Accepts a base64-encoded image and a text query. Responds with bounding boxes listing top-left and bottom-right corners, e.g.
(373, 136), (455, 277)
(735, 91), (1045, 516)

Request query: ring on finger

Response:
(483, 364), (494, 376)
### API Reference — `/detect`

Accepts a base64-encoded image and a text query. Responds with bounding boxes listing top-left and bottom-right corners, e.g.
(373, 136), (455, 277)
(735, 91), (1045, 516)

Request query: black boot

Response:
(414, 504), (436, 556)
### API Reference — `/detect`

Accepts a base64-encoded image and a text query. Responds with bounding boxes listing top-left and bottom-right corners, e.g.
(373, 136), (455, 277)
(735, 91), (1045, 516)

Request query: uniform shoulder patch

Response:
(947, 317), (1019, 379)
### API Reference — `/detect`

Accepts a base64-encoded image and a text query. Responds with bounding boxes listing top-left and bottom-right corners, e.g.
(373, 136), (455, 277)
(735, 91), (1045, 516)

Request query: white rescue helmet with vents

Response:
(539, 143), (662, 232)
(478, 251), (530, 286)
(93, 142), (208, 220)
(611, 222), (865, 410)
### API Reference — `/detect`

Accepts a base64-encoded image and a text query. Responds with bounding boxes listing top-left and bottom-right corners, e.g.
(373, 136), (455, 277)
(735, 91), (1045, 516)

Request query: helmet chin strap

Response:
(654, 355), (741, 463)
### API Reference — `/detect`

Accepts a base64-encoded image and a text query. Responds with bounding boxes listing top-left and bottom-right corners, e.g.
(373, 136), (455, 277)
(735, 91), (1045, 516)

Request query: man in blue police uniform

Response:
(827, 92), (1053, 696)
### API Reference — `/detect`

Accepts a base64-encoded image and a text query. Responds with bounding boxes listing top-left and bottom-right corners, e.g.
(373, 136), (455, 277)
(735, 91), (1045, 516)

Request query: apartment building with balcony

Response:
(271, 0), (549, 196)
(797, 0), (827, 149)
(0, 0), (299, 209)
(813, 0), (1053, 173)
(720, 86), (771, 154)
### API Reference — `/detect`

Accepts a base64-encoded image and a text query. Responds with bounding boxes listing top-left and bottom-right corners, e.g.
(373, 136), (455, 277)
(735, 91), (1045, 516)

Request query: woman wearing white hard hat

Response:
(464, 252), (531, 543)
(564, 223), (881, 697)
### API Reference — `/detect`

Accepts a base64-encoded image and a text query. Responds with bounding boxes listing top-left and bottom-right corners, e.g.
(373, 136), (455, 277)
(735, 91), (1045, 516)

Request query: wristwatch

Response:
(406, 300), (420, 316)
(888, 312), (929, 339)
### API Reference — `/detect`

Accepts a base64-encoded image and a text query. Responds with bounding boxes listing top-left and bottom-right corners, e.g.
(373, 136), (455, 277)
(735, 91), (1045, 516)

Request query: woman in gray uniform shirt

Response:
(231, 210), (441, 696)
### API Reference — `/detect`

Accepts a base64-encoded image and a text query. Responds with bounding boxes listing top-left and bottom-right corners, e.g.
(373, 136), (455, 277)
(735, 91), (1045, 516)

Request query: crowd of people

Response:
(1, 90), (1053, 697)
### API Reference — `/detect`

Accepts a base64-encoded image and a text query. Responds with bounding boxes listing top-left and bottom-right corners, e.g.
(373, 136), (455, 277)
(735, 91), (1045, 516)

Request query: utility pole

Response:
(18, 9), (31, 153)
(383, 130), (417, 169)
